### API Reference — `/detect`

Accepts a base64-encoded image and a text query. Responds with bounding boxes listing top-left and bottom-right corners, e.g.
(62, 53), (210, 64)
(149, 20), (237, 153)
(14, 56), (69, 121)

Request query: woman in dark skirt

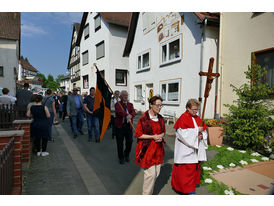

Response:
(27, 95), (51, 156)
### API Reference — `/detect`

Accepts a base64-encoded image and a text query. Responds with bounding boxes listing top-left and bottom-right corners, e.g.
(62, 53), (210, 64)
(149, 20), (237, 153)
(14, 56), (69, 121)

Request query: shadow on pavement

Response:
(153, 163), (173, 195)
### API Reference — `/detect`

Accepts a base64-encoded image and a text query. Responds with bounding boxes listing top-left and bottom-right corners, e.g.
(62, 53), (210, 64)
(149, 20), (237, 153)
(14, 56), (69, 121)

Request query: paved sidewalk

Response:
(22, 115), (216, 195)
(212, 161), (274, 195)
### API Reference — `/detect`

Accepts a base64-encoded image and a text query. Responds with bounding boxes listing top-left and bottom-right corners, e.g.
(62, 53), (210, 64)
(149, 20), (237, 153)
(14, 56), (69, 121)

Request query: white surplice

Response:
(174, 117), (208, 164)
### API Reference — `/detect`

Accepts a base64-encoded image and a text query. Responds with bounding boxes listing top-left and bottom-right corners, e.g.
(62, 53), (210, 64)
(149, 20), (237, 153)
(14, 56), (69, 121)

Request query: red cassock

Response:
(171, 111), (206, 193)
(171, 163), (201, 193)
(134, 119), (166, 168)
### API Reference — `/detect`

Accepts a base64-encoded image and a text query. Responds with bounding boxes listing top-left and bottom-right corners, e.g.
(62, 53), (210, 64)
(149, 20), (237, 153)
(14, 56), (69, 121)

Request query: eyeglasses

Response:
(153, 104), (163, 108)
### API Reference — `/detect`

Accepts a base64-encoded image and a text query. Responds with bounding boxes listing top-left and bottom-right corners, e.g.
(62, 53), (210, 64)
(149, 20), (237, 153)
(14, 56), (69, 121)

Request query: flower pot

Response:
(206, 126), (224, 146)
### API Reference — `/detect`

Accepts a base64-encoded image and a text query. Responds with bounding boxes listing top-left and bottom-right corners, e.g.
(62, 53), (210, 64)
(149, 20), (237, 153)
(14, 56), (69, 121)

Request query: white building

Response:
(0, 12), (21, 96)
(18, 57), (42, 91)
(67, 23), (81, 92)
(59, 75), (71, 92)
(76, 12), (131, 94)
(123, 12), (220, 119)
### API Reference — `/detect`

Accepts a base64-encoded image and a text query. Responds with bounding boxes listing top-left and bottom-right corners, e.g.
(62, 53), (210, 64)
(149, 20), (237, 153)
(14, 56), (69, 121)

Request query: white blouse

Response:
(174, 117), (208, 164)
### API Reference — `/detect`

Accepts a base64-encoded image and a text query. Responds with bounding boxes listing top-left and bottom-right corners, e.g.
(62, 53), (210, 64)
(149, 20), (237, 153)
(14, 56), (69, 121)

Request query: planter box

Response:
(207, 127), (224, 146)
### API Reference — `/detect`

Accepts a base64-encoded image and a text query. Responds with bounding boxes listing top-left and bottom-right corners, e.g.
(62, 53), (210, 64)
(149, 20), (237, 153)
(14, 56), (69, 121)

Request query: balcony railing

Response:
(0, 137), (14, 195)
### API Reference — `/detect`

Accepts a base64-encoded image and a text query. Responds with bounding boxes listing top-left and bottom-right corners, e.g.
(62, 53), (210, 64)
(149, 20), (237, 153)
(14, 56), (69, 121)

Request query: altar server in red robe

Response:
(134, 96), (166, 195)
(171, 99), (208, 194)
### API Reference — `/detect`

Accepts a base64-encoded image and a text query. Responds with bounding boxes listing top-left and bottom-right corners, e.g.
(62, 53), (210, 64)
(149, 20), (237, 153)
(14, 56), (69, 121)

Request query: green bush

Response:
(223, 60), (274, 150)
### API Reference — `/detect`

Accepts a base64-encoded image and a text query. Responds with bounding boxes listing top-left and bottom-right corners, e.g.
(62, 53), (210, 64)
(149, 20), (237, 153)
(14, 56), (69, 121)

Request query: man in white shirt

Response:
(0, 88), (16, 105)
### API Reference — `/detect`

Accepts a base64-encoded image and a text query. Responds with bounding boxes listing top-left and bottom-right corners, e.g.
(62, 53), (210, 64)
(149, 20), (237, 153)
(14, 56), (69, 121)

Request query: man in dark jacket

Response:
(67, 88), (84, 138)
(16, 83), (33, 117)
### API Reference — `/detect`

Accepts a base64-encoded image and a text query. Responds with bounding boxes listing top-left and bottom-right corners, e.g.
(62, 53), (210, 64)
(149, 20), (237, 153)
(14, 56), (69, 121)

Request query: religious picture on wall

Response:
(158, 33), (164, 42)
(157, 23), (163, 33)
(171, 21), (179, 36)
(156, 12), (182, 43)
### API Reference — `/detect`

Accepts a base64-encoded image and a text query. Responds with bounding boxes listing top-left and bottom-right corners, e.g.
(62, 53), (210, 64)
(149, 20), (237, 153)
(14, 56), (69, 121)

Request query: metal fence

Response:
(0, 104), (28, 129)
(0, 137), (14, 195)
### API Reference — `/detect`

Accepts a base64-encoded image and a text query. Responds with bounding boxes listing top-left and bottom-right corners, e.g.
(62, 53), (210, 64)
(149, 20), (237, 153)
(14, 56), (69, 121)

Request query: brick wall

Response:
(0, 130), (24, 195)
(13, 120), (32, 163)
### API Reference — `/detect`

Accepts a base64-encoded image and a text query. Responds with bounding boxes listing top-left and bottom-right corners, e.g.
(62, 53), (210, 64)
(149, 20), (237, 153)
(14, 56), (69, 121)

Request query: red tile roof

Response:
(20, 58), (39, 72)
(100, 12), (132, 27)
(0, 12), (21, 40)
(194, 12), (220, 21)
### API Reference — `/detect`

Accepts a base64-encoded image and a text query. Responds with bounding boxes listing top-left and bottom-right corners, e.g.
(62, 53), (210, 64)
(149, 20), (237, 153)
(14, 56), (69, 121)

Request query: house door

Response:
(145, 84), (153, 110)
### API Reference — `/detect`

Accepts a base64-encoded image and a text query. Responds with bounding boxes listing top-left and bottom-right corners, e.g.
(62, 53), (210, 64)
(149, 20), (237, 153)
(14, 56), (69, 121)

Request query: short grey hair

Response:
(120, 90), (128, 96)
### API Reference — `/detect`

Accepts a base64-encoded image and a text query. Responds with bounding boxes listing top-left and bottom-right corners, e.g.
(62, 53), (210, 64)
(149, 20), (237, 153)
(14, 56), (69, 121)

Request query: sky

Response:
(17, 0), (271, 81)
(21, 12), (83, 79)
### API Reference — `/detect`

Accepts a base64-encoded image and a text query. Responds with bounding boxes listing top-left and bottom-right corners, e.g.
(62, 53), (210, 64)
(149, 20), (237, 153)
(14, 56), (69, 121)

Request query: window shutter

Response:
(96, 41), (105, 59)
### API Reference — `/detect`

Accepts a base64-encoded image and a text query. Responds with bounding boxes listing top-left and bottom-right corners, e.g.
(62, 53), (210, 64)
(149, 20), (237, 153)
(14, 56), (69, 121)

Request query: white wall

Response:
(80, 12), (110, 94)
(108, 24), (129, 92)
(0, 39), (18, 96)
(79, 13), (129, 95)
(128, 12), (219, 119)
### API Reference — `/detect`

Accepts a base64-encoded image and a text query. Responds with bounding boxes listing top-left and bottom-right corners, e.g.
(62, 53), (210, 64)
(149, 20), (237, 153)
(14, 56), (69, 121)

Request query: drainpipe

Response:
(199, 18), (207, 117)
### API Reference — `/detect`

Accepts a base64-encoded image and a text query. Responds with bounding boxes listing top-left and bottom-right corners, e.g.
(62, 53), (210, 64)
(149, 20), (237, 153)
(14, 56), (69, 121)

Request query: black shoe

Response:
(119, 159), (125, 164)
(73, 134), (77, 139)
(95, 139), (100, 143)
(125, 157), (130, 162)
(79, 130), (84, 135)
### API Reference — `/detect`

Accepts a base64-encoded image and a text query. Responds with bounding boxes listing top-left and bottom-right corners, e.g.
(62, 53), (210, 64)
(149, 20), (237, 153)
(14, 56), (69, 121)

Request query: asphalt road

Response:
(22, 114), (215, 195)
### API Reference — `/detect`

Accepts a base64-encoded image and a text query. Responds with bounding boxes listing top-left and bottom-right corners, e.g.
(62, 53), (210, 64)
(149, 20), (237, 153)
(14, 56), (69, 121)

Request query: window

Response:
(83, 75), (89, 89)
(160, 79), (181, 104)
(253, 48), (274, 88)
(0, 66), (3, 77)
(94, 14), (101, 32)
(137, 51), (150, 71)
(82, 50), (89, 66)
(96, 41), (105, 60)
(115, 69), (127, 86)
(84, 24), (89, 39)
(135, 85), (143, 101)
(160, 35), (181, 66)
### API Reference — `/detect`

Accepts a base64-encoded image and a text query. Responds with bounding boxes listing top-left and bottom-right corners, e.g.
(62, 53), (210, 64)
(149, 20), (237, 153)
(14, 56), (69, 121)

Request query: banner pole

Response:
(93, 64), (134, 129)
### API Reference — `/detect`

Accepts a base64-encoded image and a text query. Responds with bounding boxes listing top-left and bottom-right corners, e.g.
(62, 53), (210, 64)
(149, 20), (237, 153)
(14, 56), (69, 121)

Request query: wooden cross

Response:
(199, 57), (220, 122)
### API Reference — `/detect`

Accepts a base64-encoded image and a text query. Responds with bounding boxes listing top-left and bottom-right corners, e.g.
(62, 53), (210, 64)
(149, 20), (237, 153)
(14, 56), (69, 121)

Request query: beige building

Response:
(217, 12), (274, 117)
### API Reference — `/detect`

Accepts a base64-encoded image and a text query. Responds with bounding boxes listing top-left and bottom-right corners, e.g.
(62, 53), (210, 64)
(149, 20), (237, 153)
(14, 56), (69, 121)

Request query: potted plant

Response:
(204, 119), (224, 146)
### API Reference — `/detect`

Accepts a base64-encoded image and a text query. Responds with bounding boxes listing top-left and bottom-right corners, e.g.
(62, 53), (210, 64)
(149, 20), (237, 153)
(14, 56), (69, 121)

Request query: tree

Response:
(56, 74), (65, 84)
(47, 81), (59, 91)
(47, 74), (54, 82)
(223, 59), (274, 151)
(37, 73), (47, 88)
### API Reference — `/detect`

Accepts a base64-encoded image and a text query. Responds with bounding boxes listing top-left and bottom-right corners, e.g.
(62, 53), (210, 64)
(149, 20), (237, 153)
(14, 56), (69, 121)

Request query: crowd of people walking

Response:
(1, 83), (209, 195)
